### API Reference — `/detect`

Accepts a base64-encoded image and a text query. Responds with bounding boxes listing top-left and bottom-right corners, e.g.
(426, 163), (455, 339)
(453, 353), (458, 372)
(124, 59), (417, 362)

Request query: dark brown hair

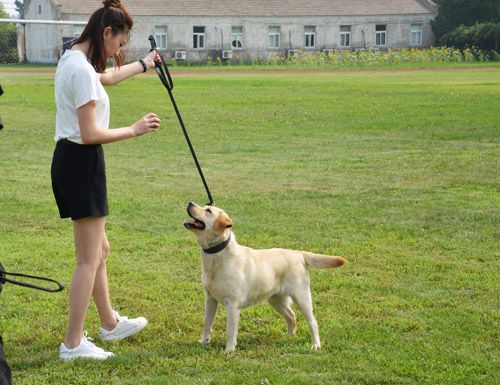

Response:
(73, 0), (133, 73)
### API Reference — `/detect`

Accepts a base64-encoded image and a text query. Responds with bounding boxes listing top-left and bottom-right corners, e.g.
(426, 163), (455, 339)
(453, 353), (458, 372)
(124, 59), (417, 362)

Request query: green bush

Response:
(0, 28), (17, 63)
(440, 22), (500, 52)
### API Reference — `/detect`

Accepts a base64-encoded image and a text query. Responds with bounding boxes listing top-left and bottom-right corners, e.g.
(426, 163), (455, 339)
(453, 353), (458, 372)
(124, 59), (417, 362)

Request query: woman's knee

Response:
(76, 255), (101, 272)
(75, 242), (108, 270)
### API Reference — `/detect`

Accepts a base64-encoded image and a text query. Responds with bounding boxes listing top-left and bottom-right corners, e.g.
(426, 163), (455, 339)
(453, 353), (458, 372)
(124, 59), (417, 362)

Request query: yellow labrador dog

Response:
(184, 202), (346, 353)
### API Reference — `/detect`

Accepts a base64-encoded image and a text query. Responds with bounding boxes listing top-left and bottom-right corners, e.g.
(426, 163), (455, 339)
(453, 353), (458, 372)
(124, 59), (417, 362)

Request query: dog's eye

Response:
(205, 208), (212, 214)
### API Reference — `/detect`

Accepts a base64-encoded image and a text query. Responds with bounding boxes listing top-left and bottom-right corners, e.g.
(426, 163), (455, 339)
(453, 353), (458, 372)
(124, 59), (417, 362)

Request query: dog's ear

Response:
(214, 212), (232, 232)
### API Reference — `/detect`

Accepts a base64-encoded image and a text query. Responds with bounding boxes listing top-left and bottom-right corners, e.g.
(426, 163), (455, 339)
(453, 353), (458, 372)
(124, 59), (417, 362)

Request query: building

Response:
(22, 0), (438, 64)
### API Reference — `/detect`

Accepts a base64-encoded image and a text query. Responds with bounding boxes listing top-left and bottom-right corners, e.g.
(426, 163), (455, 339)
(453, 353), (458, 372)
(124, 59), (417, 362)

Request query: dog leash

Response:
(148, 36), (215, 206)
(0, 262), (64, 293)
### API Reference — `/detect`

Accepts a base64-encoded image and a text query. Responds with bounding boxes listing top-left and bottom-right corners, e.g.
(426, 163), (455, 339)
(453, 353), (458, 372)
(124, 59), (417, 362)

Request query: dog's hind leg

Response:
(290, 287), (321, 350)
(268, 294), (297, 335)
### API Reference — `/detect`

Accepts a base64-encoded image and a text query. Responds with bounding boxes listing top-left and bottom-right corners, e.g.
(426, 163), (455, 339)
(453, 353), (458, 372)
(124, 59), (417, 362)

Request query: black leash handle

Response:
(0, 263), (64, 293)
(148, 36), (174, 91)
(148, 36), (214, 206)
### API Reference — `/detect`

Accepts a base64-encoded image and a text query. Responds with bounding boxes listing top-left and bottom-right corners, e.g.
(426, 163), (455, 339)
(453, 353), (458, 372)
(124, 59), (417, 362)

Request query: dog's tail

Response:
(302, 252), (346, 269)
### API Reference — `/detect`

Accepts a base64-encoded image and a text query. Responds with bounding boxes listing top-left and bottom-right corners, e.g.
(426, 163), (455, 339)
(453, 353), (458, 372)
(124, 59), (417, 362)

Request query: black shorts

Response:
(51, 139), (109, 220)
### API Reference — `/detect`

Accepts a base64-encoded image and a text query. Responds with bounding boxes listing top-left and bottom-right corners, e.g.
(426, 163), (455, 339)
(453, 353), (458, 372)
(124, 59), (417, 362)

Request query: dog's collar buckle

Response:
(202, 233), (232, 254)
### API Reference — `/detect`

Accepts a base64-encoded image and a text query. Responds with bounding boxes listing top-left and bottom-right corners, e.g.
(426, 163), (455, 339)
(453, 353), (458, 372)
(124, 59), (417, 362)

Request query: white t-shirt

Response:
(54, 50), (110, 144)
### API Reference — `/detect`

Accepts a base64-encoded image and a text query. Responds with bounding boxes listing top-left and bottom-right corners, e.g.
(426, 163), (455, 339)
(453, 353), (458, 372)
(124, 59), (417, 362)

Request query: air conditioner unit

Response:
(222, 50), (233, 59)
(175, 50), (186, 60)
(287, 49), (298, 57)
(323, 49), (333, 55)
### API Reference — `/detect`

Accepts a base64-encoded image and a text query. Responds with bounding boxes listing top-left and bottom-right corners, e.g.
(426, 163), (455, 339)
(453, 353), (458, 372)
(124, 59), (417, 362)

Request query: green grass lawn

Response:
(0, 67), (498, 384)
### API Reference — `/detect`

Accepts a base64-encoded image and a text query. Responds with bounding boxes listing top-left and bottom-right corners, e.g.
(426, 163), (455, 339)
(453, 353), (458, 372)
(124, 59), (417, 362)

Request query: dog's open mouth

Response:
(183, 211), (206, 230)
(183, 219), (205, 230)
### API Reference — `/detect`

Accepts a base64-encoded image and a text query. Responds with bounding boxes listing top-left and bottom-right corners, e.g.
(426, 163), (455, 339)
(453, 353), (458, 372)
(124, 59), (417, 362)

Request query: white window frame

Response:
(411, 24), (422, 46)
(193, 26), (205, 49)
(231, 26), (243, 49)
(375, 24), (387, 46)
(268, 26), (281, 49)
(304, 26), (316, 49)
(340, 25), (351, 48)
(155, 26), (168, 49)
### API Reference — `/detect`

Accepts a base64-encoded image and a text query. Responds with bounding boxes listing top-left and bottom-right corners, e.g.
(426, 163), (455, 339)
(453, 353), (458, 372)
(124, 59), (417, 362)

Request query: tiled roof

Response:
(55, 0), (437, 17)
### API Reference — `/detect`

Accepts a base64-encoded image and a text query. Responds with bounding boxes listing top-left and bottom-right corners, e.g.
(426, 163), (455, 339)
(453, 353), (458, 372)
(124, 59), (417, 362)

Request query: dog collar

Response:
(202, 233), (231, 254)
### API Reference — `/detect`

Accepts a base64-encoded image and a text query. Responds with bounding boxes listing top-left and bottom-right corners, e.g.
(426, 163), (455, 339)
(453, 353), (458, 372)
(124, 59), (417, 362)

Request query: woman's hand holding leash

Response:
(141, 50), (161, 70)
(132, 113), (161, 137)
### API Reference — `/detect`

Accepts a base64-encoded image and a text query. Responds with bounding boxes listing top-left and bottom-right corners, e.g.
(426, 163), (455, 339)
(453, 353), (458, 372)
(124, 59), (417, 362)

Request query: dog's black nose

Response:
(186, 201), (196, 213)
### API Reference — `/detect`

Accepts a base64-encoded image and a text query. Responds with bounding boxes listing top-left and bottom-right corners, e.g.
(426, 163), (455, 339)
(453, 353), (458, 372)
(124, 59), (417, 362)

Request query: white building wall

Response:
(126, 14), (436, 62)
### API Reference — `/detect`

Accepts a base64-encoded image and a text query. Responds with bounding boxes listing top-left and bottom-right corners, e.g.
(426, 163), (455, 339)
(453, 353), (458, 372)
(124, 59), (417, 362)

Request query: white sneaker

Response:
(99, 310), (147, 342)
(59, 331), (114, 361)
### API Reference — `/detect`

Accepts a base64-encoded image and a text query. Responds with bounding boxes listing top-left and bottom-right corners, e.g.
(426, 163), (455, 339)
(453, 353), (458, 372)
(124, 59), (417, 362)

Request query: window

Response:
(38, 5), (42, 14)
(155, 26), (168, 49)
(73, 25), (84, 38)
(268, 26), (280, 48)
(268, 27), (281, 48)
(411, 24), (422, 46)
(193, 26), (205, 49)
(340, 25), (351, 47)
(231, 26), (243, 49)
(376, 24), (387, 46)
(304, 26), (316, 48)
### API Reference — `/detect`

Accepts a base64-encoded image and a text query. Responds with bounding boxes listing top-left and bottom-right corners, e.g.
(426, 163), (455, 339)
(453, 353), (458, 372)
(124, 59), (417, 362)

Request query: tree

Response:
(432, 0), (500, 41)
(0, 4), (17, 63)
(440, 22), (500, 51)
(15, 0), (24, 19)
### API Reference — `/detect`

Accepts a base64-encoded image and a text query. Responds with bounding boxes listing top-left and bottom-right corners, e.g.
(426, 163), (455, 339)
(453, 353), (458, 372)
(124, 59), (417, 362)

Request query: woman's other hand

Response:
(132, 113), (161, 136)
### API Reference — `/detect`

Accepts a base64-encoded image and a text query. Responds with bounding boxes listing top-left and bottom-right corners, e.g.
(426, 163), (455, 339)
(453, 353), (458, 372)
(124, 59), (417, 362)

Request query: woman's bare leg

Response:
(92, 231), (117, 330)
(64, 216), (106, 348)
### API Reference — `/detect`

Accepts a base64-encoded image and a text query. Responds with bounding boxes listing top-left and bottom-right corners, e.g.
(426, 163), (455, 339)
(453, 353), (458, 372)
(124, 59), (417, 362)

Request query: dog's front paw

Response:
(225, 344), (236, 354)
(311, 343), (321, 351)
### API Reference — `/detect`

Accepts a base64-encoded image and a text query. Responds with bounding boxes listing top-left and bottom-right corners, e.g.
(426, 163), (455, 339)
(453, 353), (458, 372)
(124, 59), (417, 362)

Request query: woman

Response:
(52, 0), (161, 360)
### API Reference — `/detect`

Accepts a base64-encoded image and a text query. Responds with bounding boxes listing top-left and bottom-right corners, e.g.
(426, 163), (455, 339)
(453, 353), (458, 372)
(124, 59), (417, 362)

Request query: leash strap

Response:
(148, 36), (214, 206)
(0, 262), (64, 293)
